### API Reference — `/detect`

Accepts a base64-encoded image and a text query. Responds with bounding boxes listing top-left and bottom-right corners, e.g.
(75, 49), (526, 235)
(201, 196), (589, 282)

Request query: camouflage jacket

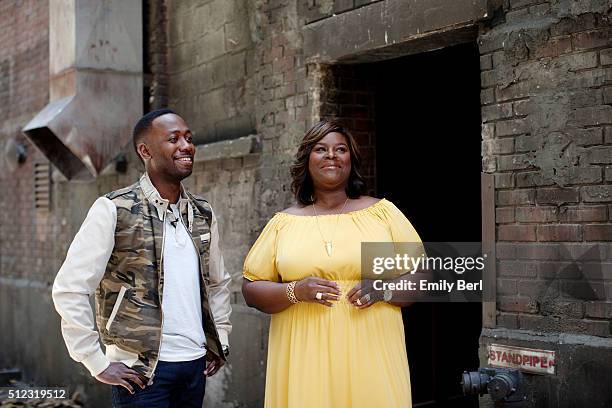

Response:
(52, 173), (231, 379)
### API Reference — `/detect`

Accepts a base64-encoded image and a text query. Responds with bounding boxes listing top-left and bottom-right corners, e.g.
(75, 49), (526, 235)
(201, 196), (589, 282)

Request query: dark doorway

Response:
(375, 43), (483, 407)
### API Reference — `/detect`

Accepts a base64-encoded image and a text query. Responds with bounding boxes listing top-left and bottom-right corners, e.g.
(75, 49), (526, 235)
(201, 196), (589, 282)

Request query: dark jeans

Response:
(111, 357), (206, 408)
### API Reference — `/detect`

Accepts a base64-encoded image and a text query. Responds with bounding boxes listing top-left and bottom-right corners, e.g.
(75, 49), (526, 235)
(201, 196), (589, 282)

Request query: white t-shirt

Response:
(158, 204), (207, 361)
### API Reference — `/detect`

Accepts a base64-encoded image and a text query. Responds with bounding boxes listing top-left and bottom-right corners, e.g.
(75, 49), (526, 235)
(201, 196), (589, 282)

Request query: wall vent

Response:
(34, 162), (51, 211)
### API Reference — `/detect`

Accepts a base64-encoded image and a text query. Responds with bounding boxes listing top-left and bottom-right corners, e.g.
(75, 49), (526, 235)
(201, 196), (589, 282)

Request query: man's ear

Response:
(137, 142), (152, 162)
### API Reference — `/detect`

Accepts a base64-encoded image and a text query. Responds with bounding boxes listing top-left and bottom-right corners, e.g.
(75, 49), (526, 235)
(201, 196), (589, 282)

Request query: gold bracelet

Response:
(286, 281), (299, 304)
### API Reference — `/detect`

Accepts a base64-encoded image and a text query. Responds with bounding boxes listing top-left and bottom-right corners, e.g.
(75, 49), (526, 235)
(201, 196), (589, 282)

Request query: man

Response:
(52, 109), (231, 407)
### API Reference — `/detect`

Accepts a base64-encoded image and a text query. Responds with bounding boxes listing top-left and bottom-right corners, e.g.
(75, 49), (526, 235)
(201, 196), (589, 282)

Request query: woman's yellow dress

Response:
(243, 199), (423, 408)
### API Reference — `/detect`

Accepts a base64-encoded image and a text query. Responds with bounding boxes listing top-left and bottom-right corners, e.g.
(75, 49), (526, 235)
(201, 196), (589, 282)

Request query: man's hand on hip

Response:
(95, 362), (146, 394)
(204, 353), (225, 377)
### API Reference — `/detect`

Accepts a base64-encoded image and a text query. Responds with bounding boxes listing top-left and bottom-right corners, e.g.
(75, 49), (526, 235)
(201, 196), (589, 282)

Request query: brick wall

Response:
(252, 0), (314, 217)
(0, 0), (50, 283)
(144, 0), (170, 110)
(167, 0), (256, 143)
(319, 64), (377, 194)
(479, 0), (611, 337)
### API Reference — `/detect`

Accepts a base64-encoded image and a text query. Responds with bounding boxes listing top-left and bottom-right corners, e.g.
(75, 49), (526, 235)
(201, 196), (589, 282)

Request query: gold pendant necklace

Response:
(312, 197), (349, 257)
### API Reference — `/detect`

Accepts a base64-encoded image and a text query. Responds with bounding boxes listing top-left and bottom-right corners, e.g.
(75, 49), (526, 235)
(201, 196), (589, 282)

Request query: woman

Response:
(242, 119), (424, 407)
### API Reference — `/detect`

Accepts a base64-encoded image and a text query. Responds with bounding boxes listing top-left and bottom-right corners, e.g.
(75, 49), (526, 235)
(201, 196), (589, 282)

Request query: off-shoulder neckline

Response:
(275, 198), (387, 218)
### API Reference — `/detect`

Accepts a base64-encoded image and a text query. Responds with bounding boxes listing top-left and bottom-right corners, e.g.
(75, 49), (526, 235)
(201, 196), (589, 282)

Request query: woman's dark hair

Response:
(290, 119), (366, 205)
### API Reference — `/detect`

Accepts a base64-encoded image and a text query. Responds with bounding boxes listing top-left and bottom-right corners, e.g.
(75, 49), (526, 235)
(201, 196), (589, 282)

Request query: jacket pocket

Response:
(105, 286), (128, 331)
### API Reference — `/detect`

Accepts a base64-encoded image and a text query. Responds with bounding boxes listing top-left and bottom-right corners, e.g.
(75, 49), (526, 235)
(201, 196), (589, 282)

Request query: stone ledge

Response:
(481, 327), (612, 347)
(194, 134), (262, 163)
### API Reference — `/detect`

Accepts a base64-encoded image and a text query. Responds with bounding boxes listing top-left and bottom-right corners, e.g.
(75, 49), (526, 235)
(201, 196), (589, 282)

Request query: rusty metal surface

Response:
(23, 72), (142, 180)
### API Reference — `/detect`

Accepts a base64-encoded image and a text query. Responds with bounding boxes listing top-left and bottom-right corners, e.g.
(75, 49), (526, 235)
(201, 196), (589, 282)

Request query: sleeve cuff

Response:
(217, 329), (229, 347)
(82, 348), (111, 377)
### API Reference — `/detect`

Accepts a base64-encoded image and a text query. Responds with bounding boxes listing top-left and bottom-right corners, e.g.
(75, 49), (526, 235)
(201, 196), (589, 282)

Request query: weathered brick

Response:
(516, 171), (555, 187)
(481, 70), (497, 88)
(556, 51), (599, 71)
(496, 207), (515, 224)
(565, 166), (603, 185)
(607, 166), (612, 182)
(498, 225), (537, 241)
(482, 123), (495, 140)
(572, 29), (611, 51)
(585, 301), (612, 319)
(498, 278), (518, 295)
(606, 126), (612, 144)
(550, 13), (598, 37)
(582, 185), (612, 203)
(559, 242), (607, 261)
(480, 54), (493, 71)
(497, 118), (528, 136)
(483, 138), (514, 155)
(495, 173), (514, 188)
(569, 127), (603, 147)
(481, 88), (495, 105)
(584, 224), (612, 241)
(569, 105), (612, 126)
(515, 243), (560, 260)
(601, 48), (612, 66)
(516, 206), (558, 223)
(498, 154), (535, 171)
(497, 242), (517, 259)
(513, 99), (533, 116)
(536, 188), (580, 205)
(519, 315), (610, 336)
(603, 86), (612, 105)
(496, 81), (533, 102)
(482, 156), (497, 172)
(582, 146), (612, 164)
(479, 33), (505, 54)
(559, 205), (608, 222)
(499, 296), (539, 313)
(535, 36), (572, 59)
(538, 224), (582, 242)
(491, 51), (505, 68)
(497, 189), (536, 205)
(482, 103), (513, 122)
(497, 312), (519, 329)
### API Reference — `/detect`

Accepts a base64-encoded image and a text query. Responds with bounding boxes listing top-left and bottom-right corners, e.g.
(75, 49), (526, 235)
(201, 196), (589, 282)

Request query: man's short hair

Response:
(132, 108), (176, 160)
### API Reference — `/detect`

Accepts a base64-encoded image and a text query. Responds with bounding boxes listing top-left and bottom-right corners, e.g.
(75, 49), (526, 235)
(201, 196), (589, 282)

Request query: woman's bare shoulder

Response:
(280, 204), (312, 216)
(358, 195), (382, 205)
(340, 195), (382, 212)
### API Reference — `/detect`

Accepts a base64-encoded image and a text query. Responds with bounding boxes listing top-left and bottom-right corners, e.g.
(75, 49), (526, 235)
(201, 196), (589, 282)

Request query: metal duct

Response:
(23, 0), (142, 180)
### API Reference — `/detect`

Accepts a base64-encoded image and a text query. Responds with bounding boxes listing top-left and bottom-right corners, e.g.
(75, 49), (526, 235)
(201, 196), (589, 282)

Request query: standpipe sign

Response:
(488, 344), (556, 375)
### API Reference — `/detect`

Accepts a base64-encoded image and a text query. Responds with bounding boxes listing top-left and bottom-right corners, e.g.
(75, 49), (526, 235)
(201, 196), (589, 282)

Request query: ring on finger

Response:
(315, 292), (323, 300)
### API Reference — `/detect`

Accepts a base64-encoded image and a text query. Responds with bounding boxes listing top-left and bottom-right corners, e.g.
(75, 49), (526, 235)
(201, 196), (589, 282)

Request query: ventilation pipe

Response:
(23, 0), (142, 180)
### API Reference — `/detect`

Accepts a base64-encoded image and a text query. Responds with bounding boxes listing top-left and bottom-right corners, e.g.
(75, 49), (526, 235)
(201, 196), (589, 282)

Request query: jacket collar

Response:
(139, 173), (193, 231)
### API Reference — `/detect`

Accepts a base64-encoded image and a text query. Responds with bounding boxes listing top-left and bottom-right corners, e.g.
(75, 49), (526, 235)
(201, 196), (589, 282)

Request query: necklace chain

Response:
(312, 197), (349, 257)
